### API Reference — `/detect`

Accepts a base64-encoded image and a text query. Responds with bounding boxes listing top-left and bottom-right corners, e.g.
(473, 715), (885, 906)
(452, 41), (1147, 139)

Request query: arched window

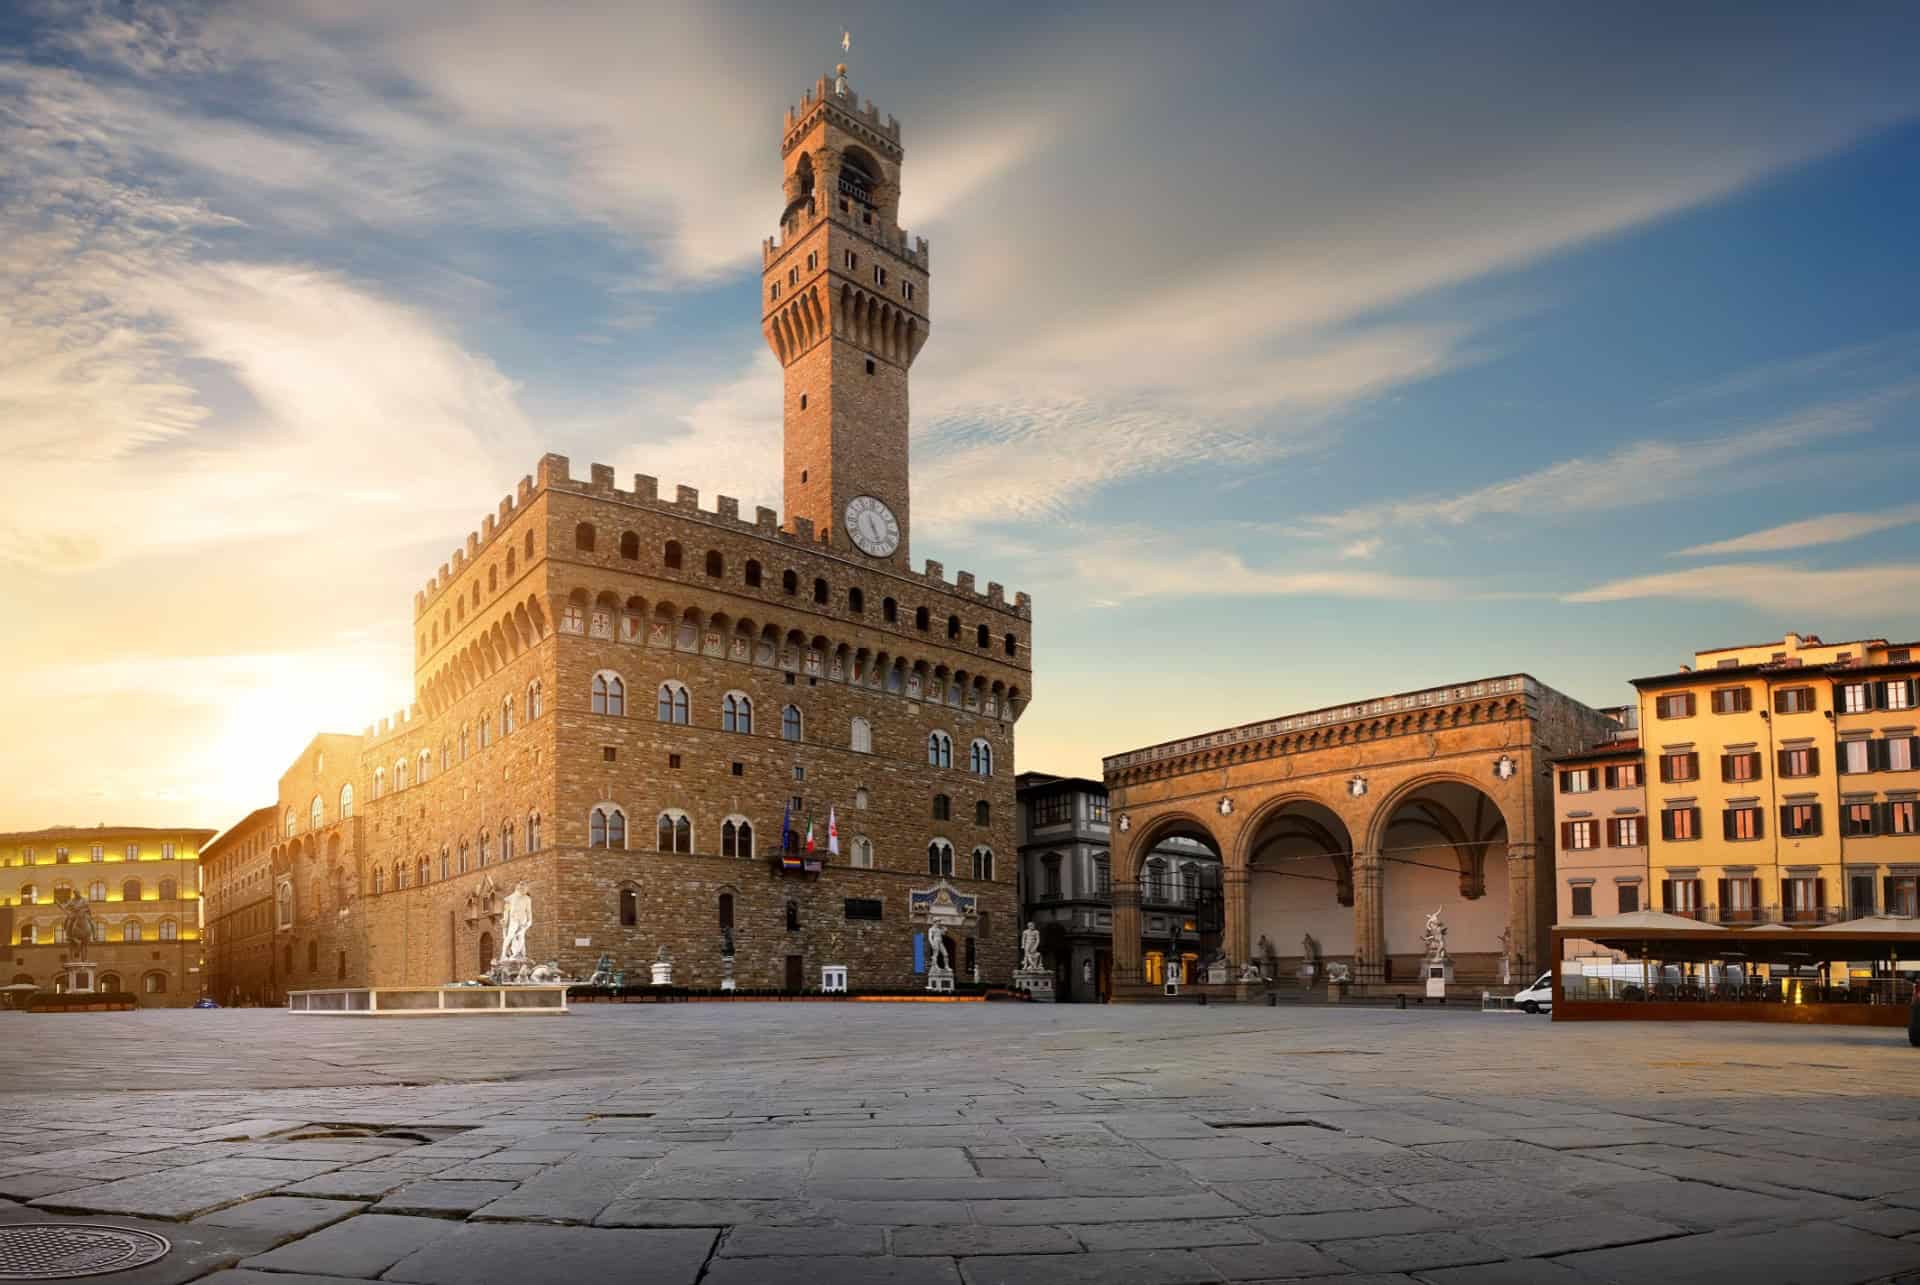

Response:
(657, 681), (690, 724)
(620, 889), (637, 926)
(123, 921), (143, 942)
(156, 919), (175, 942)
(619, 530), (639, 559)
(507, 549), (517, 576)
(87, 881), (105, 902)
(722, 817), (754, 858)
(970, 739), (993, 777)
(418, 748), (431, 781)
(813, 577), (828, 604)
(849, 587), (865, 613)
(927, 731), (952, 768)
(340, 782), (354, 819)
(1005, 633), (1018, 658)
(786, 899), (800, 931)
(719, 893), (735, 931)
(158, 878), (177, 901)
(932, 794), (951, 821)
(527, 811), (542, 852)
(657, 811), (692, 854)
(122, 878), (142, 902)
(528, 680), (544, 720)
(500, 822), (513, 862)
(972, 847), (994, 880)
(883, 597), (897, 623)
(745, 559), (762, 588)
(480, 714), (492, 748)
(782, 569), (798, 595)
(705, 550), (724, 578)
(396, 859), (411, 890)
(850, 717), (872, 753)
(488, 565), (498, 593)
(722, 692), (753, 734)
(17, 923), (33, 944)
(664, 540), (683, 570)
(575, 522), (596, 552)
(854, 787), (869, 810)
(143, 971), (167, 995)
(461, 724), (473, 760)
(782, 705), (803, 741)
(439, 847), (450, 881)
(374, 767), (385, 799)
(915, 606), (929, 631)
(98, 972), (120, 992)
(592, 672), (626, 716)
(978, 624), (990, 648)
(851, 836), (873, 869)
(395, 758), (408, 790)
(502, 696), (515, 735)
(947, 615), (961, 640)
(590, 806), (626, 849)
(524, 530), (535, 560)
(975, 800), (991, 826)
(372, 866), (386, 894)
(418, 855), (431, 886)
(459, 841), (470, 873)
(19, 884), (36, 906)
(310, 794), (324, 830)
(285, 807), (296, 837)
(927, 840), (955, 877)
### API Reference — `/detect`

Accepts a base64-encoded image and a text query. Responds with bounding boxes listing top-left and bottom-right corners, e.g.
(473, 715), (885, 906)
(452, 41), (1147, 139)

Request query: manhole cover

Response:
(0, 1224), (170, 1279)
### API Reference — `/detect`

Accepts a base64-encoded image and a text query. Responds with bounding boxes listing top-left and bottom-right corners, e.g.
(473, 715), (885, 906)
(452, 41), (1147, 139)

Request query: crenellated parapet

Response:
(415, 471), (538, 616)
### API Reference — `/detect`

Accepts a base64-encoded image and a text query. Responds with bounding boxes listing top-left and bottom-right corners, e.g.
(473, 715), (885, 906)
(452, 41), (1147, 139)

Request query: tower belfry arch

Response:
(762, 62), (930, 568)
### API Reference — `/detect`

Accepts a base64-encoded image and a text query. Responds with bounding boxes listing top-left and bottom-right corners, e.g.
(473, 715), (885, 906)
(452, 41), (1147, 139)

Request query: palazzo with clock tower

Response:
(204, 60), (1033, 1004)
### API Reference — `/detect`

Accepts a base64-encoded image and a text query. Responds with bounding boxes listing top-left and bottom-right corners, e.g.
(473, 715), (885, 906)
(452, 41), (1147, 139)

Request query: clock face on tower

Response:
(844, 494), (900, 557)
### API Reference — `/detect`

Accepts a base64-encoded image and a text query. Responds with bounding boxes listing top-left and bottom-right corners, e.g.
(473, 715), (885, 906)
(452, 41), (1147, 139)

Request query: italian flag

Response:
(804, 813), (816, 853)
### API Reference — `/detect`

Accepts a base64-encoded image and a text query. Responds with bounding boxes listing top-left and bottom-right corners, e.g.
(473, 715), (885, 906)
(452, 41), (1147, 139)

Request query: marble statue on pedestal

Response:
(925, 922), (950, 972)
(1423, 907), (1449, 962)
(500, 881), (533, 964)
(1020, 921), (1042, 973)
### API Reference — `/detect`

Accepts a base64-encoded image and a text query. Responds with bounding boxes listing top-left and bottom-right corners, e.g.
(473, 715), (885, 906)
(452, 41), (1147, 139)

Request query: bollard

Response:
(1267, 992), (1277, 1007)
(1198, 992), (1208, 1006)
(1397, 994), (1407, 1010)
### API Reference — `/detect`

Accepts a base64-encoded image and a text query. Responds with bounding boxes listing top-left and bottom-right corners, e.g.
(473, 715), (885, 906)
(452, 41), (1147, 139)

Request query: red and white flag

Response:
(827, 805), (840, 856)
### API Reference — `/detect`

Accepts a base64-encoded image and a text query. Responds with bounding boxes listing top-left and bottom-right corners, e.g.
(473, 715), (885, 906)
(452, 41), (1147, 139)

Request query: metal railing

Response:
(1565, 974), (1916, 1006)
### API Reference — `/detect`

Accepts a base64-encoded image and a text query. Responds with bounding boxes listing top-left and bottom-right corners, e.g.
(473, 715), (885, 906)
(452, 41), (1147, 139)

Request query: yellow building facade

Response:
(1635, 633), (1920, 928)
(0, 825), (216, 1006)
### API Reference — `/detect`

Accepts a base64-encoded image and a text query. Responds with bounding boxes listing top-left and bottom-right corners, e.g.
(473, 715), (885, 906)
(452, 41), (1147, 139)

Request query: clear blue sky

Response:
(2, 1), (1917, 825)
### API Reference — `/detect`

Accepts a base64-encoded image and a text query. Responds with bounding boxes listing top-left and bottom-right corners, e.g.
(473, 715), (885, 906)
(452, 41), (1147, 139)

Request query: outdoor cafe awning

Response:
(1555, 913), (1920, 963)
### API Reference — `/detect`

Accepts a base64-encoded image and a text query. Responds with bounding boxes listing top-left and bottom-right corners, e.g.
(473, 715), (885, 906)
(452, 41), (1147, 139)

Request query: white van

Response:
(1514, 971), (1553, 1014)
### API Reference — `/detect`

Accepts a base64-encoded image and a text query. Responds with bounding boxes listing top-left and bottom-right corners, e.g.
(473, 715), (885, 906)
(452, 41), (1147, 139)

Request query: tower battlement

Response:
(784, 72), (902, 155)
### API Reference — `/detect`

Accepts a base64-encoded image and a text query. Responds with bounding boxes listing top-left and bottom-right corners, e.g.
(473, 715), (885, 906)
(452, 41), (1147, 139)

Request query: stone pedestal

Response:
(720, 956), (736, 991)
(651, 961), (674, 986)
(926, 965), (954, 994)
(62, 961), (97, 994)
(1425, 958), (1454, 999)
(1012, 969), (1055, 1002)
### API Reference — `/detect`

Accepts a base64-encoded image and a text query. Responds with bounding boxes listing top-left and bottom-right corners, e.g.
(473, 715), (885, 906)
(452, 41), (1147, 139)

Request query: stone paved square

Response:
(6, 1003), (1920, 1283)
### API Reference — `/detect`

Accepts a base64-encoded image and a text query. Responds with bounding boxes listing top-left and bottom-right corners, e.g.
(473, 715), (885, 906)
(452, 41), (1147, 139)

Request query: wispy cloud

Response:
(1675, 502), (1920, 557)
(1301, 384), (1916, 539)
(1060, 536), (1451, 606)
(1568, 561), (1920, 615)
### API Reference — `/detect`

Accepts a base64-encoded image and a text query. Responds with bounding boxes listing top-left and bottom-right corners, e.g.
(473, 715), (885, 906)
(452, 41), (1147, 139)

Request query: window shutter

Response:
(1879, 802), (1895, 833)
(1753, 808), (1764, 840)
(1887, 877), (1897, 913)
(1717, 877), (1730, 910)
(1873, 681), (1889, 711)
(1750, 877), (1763, 911)
(1815, 877), (1826, 909)
(1719, 754), (1734, 781)
(1560, 821), (1573, 849)
(1874, 739), (1891, 772)
(1661, 879), (1673, 911)
(1807, 747), (1820, 775)
(1776, 748), (1790, 777)
(1661, 810), (1674, 842)
(1722, 809), (1735, 841)
(1684, 692), (1696, 716)
(1605, 818), (1618, 847)
(1684, 752), (1697, 780)
(1690, 807), (1702, 838)
(1779, 804), (1792, 835)
(1810, 803), (1822, 836)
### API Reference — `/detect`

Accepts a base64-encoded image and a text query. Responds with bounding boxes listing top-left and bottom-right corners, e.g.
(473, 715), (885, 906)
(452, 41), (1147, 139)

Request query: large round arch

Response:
(1367, 775), (1513, 983)
(1241, 796), (1358, 975)
(1123, 811), (1224, 987)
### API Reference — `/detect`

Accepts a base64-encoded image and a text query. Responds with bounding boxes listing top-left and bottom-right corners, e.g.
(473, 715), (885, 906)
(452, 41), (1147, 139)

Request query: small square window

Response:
(786, 673), (797, 685)
(731, 761), (744, 777)
(793, 765), (806, 781)
(865, 357), (876, 375)
(603, 747), (616, 762)
(669, 754), (683, 769)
